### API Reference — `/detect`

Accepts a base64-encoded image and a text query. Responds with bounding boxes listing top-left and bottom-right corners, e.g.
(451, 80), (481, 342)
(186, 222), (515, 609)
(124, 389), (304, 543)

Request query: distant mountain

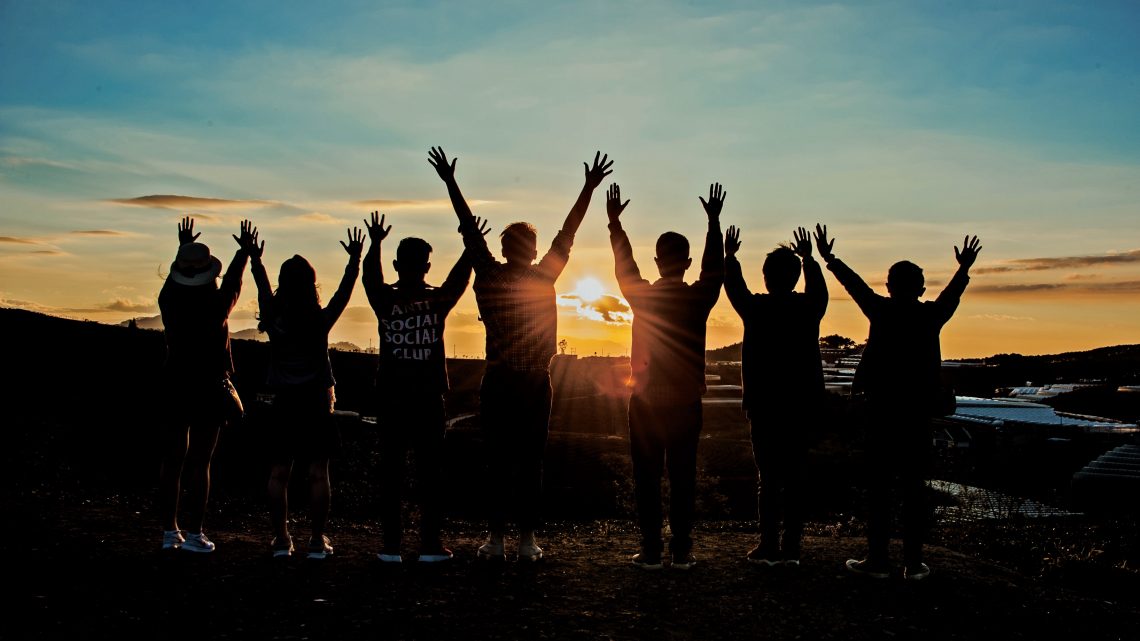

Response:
(230, 328), (266, 341)
(120, 314), (163, 330)
(706, 342), (742, 362)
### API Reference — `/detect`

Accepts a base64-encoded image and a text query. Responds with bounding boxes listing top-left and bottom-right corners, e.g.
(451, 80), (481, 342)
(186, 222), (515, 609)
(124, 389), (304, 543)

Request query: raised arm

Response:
(605, 183), (649, 301)
(361, 211), (392, 312)
(816, 224), (880, 317)
(439, 217), (490, 312)
(934, 235), (982, 322)
(537, 151), (615, 280)
(429, 146), (495, 272)
(324, 227), (365, 329)
(245, 231), (273, 323)
(793, 226), (828, 318)
(723, 225), (752, 316)
(694, 183), (725, 301)
(218, 219), (257, 316)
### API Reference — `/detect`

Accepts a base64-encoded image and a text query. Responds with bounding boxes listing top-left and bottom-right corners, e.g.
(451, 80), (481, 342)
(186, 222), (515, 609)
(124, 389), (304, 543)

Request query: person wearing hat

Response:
(158, 216), (260, 553)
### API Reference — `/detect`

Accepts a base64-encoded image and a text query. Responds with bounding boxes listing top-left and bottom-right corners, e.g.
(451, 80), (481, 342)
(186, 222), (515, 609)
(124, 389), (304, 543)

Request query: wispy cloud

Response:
(70, 229), (133, 237)
(969, 314), (1036, 322)
(107, 194), (276, 210)
(972, 281), (1140, 295)
(976, 249), (1140, 274)
(103, 299), (157, 313)
(353, 198), (497, 210)
(0, 236), (41, 244)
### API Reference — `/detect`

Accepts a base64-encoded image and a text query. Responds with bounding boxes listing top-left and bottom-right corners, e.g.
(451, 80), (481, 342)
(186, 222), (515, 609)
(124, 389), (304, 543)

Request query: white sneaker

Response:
(477, 538), (505, 561)
(181, 532), (216, 553)
(518, 542), (543, 562)
(162, 530), (185, 550)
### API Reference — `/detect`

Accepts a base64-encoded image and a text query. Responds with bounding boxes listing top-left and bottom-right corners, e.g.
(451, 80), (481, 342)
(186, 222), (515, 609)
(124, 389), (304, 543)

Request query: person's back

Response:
(724, 229), (827, 409)
(607, 181), (724, 570)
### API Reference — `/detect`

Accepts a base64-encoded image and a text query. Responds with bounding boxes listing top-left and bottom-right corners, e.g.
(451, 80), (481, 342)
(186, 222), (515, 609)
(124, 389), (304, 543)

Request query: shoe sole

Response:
(307, 551), (333, 560)
(477, 550), (506, 562)
(845, 560), (890, 579)
(671, 563), (695, 570)
(632, 562), (664, 570)
(180, 545), (215, 553)
(273, 550), (293, 558)
(418, 555), (453, 563)
(746, 558), (781, 567)
(378, 554), (404, 563)
(518, 553), (543, 562)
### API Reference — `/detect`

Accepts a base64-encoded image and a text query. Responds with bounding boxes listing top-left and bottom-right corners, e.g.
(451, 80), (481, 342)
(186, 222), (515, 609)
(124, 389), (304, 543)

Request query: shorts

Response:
(263, 384), (341, 462)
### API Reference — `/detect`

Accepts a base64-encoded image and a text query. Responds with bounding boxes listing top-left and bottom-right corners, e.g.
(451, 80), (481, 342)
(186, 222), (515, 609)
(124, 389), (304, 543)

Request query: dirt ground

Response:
(14, 484), (1140, 641)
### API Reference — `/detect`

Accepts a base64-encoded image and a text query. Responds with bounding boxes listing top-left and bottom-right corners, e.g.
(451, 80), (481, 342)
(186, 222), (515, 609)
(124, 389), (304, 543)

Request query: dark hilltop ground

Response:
(6, 308), (1140, 640)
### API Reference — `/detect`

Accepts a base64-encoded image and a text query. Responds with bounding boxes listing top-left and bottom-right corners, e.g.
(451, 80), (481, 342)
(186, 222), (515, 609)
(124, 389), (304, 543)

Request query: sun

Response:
(574, 277), (605, 303)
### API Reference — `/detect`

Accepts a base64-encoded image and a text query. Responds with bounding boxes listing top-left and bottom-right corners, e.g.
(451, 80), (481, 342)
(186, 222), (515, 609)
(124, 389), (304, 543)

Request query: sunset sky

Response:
(3, 1), (1139, 359)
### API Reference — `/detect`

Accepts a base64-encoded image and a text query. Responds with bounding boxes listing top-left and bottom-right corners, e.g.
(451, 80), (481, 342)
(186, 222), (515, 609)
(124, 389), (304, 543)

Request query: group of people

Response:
(157, 147), (981, 582)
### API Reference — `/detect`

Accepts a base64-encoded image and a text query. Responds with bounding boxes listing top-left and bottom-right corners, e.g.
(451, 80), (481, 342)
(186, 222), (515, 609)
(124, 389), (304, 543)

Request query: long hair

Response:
(258, 254), (322, 332)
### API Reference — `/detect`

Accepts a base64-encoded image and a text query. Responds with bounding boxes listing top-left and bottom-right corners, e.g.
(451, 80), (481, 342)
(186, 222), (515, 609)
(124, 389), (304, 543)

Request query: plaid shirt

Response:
(463, 226), (574, 372)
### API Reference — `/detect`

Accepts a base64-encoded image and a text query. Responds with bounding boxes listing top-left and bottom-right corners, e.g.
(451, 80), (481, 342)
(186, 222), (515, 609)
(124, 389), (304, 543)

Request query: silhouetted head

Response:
(763, 245), (801, 294)
(394, 237), (432, 282)
(887, 260), (926, 300)
(277, 254), (320, 309)
(654, 232), (692, 279)
(501, 222), (538, 266)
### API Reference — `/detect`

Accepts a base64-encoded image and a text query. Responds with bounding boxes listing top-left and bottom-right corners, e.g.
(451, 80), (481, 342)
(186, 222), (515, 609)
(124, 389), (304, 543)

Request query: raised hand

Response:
(364, 211), (392, 243)
(606, 183), (630, 224)
(699, 183), (726, 219)
(955, 235), (982, 268)
(458, 215), (492, 236)
(428, 146), (457, 182)
(232, 219), (264, 260)
(341, 227), (365, 259)
(792, 227), (812, 259)
(178, 216), (200, 245)
(725, 225), (742, 258)
(583, 151), (614, 190)
(814, 223), (835, 261)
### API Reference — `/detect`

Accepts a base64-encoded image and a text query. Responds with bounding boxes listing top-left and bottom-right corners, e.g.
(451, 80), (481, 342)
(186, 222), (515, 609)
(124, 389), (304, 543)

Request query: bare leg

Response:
(158, 423), (190, 532)
(181, 422), (221, 533)
(268, 461), (293, 541)
(308, 458), (331, 538)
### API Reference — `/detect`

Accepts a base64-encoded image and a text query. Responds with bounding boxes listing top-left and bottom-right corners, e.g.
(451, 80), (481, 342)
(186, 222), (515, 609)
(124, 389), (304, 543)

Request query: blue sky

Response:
(3, 0), (1140, 357)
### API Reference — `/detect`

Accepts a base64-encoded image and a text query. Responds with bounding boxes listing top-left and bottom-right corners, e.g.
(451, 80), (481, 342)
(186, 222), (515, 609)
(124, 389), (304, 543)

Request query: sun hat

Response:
(171, 242), (223, 286)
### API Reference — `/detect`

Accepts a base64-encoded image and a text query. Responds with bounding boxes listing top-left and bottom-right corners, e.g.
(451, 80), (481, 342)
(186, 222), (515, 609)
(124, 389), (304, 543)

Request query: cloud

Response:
(975, 249), (1140, 274)
(70, 230), (132, 237)
(107, 195), (276, 210)
(296, 212), (342, 224)
(0, 236), (40, 244)
(972, 281), (1140, 295)
(559, 293), (632, 324)
(104, 299), (157, 313)
(353, 198), (497, 210)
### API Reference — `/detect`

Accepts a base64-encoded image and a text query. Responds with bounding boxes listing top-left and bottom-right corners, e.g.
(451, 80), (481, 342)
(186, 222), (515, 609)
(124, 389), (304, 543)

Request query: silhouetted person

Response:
(817, 226), (981, 581)
(157, 217), (257, 553)
(429, 146), (613, 562)
(608, 182), (725, 570)
(362, 211), (488, 564)
(724, 225), (827, 567)
(251, 227), (365, 560)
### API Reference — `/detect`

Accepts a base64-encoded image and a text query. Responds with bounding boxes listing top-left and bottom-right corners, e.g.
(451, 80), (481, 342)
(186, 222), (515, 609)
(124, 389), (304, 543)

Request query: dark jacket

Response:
(158, 250), (247, 382)
(827, 257), (969, 410)
(724, 254), (827, 410)
(610, 220), (723, 404)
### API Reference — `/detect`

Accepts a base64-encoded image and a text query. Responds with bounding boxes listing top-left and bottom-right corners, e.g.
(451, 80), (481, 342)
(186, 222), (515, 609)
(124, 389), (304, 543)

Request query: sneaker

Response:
(783, 557), (802, 568)
(162, 530), (185, 551)
(308, 534), (334, 560)
(845, 558), (890, 579)
(904, 563), (932, 581)
(377, 546), (403, 563)
(477, 538), (506, 561)
(271, 535), (294, 558)
(418, 547), (454, 563)
(631, 551), (664, 571)
(671, 551), (697, 571)
(181, 532), (215, 553)
(518, 542), (543, 562)
(745, 544), (781, 567)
